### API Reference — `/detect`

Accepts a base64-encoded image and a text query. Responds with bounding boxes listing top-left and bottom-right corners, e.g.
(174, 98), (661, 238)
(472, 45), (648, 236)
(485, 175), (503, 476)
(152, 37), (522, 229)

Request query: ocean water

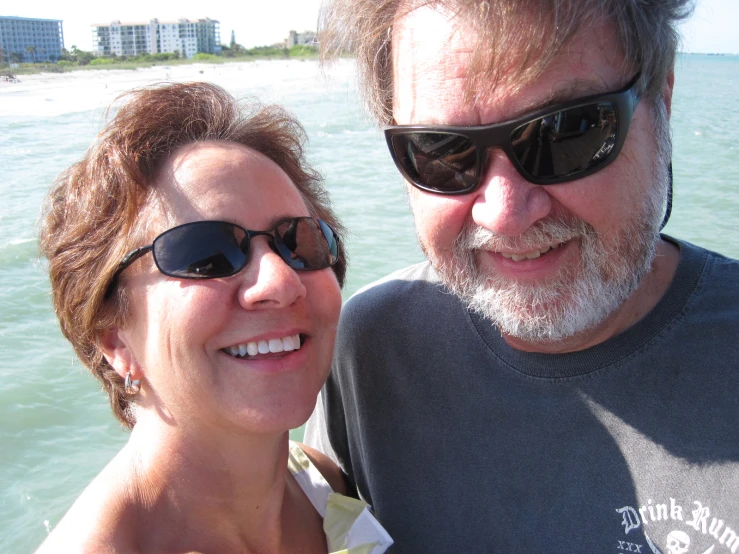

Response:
(1, 55), (737, 552)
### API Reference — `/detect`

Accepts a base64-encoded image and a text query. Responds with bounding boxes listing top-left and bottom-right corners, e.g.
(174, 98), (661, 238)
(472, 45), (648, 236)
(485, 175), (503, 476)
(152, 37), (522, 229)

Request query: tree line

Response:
(0, 41), (317, 68)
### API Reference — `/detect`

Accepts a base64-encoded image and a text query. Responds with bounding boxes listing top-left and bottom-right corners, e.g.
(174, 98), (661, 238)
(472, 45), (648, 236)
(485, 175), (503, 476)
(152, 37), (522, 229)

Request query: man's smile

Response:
(498, 242), (564, 262)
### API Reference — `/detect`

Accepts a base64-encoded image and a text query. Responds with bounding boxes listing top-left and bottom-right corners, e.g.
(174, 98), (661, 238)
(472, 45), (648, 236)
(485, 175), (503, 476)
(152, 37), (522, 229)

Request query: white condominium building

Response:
(287, 30), (317, 48)
(91, 18), (220, 59)
(0, 16), (64, 62)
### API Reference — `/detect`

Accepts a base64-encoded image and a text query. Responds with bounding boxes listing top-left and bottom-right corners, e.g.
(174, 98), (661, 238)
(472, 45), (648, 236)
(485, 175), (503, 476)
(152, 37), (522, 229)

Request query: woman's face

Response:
(105, 141), (342, 435)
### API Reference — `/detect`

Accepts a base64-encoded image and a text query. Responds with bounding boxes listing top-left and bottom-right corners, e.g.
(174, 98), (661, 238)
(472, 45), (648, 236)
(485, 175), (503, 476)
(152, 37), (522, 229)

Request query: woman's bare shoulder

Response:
(34, 453), (138, 553)
(294, 442), (347, 495)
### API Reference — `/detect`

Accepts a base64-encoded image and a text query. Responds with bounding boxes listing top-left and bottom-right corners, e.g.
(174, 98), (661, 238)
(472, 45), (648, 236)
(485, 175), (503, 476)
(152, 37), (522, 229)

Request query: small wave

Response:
(5, 237), (36, 247)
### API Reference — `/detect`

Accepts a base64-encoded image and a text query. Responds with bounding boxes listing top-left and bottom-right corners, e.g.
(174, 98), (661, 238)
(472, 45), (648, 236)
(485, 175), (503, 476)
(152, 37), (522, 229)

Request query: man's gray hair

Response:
(319, 0), (694, 125)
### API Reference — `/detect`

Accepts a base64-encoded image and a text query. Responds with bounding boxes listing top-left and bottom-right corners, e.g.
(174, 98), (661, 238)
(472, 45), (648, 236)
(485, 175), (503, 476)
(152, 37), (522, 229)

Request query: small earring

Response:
(124, 372), (141, 395)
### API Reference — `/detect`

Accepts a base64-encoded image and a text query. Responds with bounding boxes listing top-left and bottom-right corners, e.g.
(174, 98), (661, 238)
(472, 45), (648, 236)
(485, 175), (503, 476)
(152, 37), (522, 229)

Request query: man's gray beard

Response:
(431, 189), (665, 343)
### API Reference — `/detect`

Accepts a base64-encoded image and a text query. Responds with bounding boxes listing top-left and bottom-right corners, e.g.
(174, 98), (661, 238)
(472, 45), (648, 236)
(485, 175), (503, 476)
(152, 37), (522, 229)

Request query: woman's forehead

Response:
(146, 141), (308, 231)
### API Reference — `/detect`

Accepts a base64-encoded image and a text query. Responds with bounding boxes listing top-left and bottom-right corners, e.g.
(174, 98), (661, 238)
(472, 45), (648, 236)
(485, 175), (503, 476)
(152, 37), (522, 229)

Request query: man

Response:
(306, 0), (739, 551)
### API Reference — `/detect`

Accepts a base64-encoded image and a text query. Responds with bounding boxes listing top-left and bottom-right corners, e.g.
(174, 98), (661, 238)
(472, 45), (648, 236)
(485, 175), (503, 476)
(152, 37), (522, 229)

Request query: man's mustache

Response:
(454, 216), (595, 253)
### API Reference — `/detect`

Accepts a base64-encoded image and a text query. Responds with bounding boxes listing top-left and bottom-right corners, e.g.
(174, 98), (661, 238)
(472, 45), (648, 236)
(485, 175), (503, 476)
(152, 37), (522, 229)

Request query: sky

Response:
(4, 0), (738, 54)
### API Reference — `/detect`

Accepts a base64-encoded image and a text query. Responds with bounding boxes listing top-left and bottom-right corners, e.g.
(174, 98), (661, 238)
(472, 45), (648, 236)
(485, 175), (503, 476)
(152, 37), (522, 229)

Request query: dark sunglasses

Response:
(384, 74), (641, 194)
(108, 217), (339, 292)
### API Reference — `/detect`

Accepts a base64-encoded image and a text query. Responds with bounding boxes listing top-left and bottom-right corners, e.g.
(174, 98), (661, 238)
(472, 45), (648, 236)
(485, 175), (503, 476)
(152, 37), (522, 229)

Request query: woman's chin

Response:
(223, 392), (321, 437)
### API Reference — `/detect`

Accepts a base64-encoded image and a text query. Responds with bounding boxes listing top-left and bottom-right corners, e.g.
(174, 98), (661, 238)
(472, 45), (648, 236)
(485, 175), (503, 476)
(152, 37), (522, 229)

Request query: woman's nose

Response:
(237, 238), (307, 310)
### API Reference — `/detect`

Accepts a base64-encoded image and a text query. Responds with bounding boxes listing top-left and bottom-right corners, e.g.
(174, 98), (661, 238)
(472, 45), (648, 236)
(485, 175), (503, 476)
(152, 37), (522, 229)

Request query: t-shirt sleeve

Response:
(304, 389), (340, 465)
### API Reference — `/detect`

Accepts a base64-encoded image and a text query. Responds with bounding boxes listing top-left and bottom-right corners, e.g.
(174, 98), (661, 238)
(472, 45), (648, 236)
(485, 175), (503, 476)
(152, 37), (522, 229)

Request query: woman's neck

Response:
(117, 414), (324, 553)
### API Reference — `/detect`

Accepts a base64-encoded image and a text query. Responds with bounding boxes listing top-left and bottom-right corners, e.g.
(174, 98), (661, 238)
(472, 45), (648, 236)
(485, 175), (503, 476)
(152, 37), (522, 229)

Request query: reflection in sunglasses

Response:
(405, 135), (478, 191)
(186, 254), (235, 276)
(513, 104), (619, 177)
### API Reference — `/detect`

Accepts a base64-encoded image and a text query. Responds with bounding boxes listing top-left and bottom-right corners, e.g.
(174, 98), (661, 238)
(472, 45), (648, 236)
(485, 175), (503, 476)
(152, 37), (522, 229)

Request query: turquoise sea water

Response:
(1, 55), (737, 552)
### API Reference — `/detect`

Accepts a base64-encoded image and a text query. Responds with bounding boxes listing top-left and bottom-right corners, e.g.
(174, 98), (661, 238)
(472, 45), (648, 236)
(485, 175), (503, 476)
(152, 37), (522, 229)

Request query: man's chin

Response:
(436, 253), (645, 344)
(462, 283), (614, 343)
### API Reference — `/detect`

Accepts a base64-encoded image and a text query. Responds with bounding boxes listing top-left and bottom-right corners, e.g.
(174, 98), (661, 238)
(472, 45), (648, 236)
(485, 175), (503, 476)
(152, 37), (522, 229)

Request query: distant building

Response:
(91, 18), (220, 59)
(288, 30), (317, 48)
(0, 16), (64, 63)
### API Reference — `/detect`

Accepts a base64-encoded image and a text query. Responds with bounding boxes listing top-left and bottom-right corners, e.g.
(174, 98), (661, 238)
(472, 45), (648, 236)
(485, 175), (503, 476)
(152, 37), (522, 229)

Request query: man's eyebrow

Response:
(511, 78), (612, 117)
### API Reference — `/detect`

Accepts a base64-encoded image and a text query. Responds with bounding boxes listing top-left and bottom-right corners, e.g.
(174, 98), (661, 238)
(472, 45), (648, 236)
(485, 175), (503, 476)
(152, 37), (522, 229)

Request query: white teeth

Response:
(225, 334), (303, 358)
(501, 244), (556, 262)
(269, 338), (284, 353)
(258, 340), (269, 354)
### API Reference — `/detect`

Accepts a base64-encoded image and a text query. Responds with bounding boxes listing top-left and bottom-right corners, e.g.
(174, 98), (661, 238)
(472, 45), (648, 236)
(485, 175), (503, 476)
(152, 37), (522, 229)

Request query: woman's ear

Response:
(100, 327), (140, 380)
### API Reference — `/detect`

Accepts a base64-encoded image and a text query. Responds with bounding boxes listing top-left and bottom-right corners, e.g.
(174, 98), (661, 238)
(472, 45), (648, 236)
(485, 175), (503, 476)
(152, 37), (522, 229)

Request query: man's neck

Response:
(502, 238), (681, 354)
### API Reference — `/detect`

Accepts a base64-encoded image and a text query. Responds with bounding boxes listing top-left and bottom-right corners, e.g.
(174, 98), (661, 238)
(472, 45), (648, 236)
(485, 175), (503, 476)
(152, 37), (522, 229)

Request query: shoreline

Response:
(0, 59), (352, 118)
(0, 58), (311, 89)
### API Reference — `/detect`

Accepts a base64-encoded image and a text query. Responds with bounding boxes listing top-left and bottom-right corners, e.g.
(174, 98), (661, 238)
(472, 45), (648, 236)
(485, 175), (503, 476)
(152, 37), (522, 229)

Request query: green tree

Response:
(288, 44), (317, 57)
(77, 51), (94, 65)
(26, 45), (36, 62)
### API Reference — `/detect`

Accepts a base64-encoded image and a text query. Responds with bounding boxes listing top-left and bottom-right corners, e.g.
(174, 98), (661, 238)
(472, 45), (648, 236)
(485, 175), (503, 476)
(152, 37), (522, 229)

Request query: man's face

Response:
(392, 7), (669, 348)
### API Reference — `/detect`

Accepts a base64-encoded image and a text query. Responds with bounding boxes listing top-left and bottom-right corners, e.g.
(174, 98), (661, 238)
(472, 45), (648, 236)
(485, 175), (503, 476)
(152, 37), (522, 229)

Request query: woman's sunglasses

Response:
(384, 74), (641, 194)
(108, 217), (339, 292)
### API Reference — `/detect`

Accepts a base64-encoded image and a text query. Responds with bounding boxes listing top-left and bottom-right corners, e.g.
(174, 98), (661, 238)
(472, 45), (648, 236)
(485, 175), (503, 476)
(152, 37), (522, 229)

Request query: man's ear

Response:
(663, 68), (675, 118)
(100, 327), (140, 380)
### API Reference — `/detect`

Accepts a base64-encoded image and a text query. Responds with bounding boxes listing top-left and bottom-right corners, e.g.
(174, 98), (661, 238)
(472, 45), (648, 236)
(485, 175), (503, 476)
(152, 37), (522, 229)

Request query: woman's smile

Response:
(222, 332), (304, 360)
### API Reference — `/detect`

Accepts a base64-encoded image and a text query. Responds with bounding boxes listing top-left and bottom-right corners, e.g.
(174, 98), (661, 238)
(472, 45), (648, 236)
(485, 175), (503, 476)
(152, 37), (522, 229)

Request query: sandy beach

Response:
(0, 59), (348, 118)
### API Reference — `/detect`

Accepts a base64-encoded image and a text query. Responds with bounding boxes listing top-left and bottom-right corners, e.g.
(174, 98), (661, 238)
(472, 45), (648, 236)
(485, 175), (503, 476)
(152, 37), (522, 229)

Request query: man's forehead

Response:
(392, 6), (626, 123)
(392, 5), (472, 78)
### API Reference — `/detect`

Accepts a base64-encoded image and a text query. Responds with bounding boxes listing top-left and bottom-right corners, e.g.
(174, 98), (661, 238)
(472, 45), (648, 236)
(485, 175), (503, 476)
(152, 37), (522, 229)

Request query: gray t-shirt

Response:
(305, 237), (739, 553)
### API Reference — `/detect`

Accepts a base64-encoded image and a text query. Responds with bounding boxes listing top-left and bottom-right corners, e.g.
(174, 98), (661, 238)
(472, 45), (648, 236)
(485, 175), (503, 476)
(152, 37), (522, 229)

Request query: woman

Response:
(37, 82), (391, 553)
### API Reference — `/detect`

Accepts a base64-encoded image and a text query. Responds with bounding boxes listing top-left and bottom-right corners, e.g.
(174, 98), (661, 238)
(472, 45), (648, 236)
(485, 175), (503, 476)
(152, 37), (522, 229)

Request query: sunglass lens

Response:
(511, 102), (618, 182)
(318, 219), (339, 262)
(154, 221), (248, 278)
(390, 132), (478, 192)
(273, 218), (337, 270)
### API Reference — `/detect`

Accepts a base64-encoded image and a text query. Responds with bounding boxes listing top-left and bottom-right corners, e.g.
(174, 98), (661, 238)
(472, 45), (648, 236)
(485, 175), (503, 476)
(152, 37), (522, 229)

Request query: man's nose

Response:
(470, 150), (553, 236)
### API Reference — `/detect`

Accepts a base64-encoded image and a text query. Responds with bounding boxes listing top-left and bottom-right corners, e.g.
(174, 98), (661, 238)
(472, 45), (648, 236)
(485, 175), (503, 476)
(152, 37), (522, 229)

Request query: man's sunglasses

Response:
(384, 74), (641, 194)
(108, 217), (339, 292)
